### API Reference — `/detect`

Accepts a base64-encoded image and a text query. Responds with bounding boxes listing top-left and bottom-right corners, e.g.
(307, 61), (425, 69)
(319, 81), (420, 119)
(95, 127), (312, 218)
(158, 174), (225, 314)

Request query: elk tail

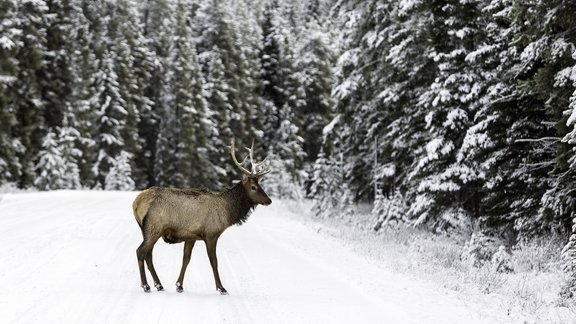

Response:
(132, 188), (155, 230)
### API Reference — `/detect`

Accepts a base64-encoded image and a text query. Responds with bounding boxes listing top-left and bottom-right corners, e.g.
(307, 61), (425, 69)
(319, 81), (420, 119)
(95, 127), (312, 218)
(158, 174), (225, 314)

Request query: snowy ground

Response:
(0, 190), (518, 323)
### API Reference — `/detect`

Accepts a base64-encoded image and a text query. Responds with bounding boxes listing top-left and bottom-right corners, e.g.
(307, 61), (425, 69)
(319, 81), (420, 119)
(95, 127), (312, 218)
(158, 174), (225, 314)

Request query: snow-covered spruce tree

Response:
(39, 0), (79, 131)
(461, 232), (498, 268)
(105, 151), (135, 190)
(329, 0), (434, 217)
(202, 49), (232, 184)
(450, 0), (567, 238)
(405, 0), (486, 231)
(34, 128), (81, 190)
(559, 49), (576, 300)
(264, 114), (306, 199)
(155, 0), (217, 189)
(457, 0), (575, 236)
(231, 0), (265, 143)
(309, 151), (353, 218)
(138, 0), (173, 187)
(70, 0), (106, 188)
(195, 0), (261, 184)
(89, 0), (147, 190)
(450, 0), (519, 236)
(34, 131), (65, 190)
(330, 0), (380, 203)
(93, 47), (134, 188)
(533, 0), (576, 235)
(0, 0), (22, 185)
(12, 0), (48, 188)
(295, 15), (336, 165)
(309, 152), (340, 217)
(120, 0), (155, 190)
(260, 2), (285, 144)
(331, 0), (408, 205)
(112, 0), (150, 187)
(259, 2), (306, 198)
(35, 0), (99, 190)
(372, 190), (408, 231)
(491, 245), (513, 273)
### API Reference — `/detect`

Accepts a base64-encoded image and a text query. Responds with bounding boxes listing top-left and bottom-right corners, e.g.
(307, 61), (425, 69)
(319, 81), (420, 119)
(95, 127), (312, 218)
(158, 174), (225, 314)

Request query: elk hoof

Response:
(217, 287), (228, 295)
(142, 284), (151, 293)
(176, 282), (184, 293)
(155, 283), (164, 291)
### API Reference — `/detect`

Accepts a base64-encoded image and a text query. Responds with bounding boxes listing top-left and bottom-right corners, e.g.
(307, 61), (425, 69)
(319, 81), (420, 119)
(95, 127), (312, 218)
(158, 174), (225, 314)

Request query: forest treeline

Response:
(0, 0), (334, 196)
(320, 0), (576, 295)
(315, 0), (576, 241)
(2, 0), (576, 259)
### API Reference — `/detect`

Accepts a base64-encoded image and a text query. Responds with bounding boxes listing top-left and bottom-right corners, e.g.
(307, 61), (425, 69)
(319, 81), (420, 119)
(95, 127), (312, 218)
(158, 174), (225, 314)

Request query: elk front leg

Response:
(205, 238), (227, 295)
(176, 240), (195, 293)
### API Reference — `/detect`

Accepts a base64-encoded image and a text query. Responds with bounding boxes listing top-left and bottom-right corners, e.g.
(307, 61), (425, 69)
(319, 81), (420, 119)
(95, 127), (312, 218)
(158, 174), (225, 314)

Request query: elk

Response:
(132, 139), (272, 294)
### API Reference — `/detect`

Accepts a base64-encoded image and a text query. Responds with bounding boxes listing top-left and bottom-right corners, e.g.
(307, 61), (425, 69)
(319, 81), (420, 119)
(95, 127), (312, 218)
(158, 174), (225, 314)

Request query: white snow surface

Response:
(0, 191), (510, 323)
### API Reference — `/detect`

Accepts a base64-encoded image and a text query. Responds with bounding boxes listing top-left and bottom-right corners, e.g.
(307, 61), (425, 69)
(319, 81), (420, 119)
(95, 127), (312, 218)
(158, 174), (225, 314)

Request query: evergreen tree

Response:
(530, 0), (576, 234)
(140, 0), (173, 187)
(296, 17), (336, 164)
(13, 0), (49, 188)
(203, 49), (232, 184)
(122, 0), (155, 190)
(329, 0), (429, 207)
(34, 0), (95, 190)
(34, 128), (81, 190)
(232, 0), (265, 143)
(111, 0), (150, 187)
(259, 2), (306, 195)
(0, 0), (22, 184)
(70, 0), (100, 188)
(406, 0), (486, 230)
(39, 0), (78, 130)
(451, 0), (540, 237)
(309, 151), (352, 217)
(155, 0), (217, 188)
(89, 0), (144, 189)
(195, 0), (261, 184)
(105, 151), (135, 190)
(93, 48), (123, 188)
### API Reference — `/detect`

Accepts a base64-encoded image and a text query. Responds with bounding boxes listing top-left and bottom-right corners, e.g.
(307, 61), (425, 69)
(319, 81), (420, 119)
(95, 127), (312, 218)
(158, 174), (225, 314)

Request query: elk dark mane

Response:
(222, 182), (257, 226)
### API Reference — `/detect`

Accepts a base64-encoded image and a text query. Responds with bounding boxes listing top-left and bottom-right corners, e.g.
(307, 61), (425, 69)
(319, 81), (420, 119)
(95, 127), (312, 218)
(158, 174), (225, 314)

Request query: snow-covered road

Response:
(0, 191), (508, 323)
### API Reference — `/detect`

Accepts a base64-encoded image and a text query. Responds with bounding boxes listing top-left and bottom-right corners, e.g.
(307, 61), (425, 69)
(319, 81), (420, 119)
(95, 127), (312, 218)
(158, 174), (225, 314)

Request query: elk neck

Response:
(223, 182), (256, 226)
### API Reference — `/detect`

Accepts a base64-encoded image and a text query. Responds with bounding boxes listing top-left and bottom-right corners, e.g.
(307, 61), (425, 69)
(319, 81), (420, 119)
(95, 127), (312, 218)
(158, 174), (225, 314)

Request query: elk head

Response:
(231, 138), (272, 206)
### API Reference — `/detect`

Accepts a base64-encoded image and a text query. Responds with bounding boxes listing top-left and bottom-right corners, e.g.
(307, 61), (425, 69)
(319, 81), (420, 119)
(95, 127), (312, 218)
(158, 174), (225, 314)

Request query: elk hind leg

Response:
(136, 240), (153, 292)
(136, 223), (161, 292)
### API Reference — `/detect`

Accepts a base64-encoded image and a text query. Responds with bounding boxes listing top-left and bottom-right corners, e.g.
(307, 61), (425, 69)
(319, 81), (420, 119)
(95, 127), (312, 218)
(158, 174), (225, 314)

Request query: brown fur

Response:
(132, 187), (155, 229)
(132, 176), (271, 294)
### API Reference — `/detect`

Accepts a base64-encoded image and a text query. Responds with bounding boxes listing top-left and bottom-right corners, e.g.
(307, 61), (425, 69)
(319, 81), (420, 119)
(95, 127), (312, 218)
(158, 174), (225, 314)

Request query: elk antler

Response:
(230, 138), (271, 177)
(230, 138), (252, 175)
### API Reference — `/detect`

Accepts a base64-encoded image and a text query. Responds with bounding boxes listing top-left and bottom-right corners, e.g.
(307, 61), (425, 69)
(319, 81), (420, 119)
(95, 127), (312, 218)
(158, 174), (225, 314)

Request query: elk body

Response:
(132, 139), (271, 294)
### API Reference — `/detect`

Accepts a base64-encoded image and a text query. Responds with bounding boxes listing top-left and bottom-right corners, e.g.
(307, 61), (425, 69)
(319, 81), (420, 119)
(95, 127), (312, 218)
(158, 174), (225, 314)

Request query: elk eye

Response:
(251, 186), (257, 191)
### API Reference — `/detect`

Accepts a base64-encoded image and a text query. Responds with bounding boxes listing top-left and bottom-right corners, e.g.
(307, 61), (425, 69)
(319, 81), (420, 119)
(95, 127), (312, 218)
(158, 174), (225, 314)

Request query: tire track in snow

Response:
(219, 231), (284, 324)
(0, 192), (510, 324)
(225, 215), (411, 324)
(249, 203), (508, 324)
